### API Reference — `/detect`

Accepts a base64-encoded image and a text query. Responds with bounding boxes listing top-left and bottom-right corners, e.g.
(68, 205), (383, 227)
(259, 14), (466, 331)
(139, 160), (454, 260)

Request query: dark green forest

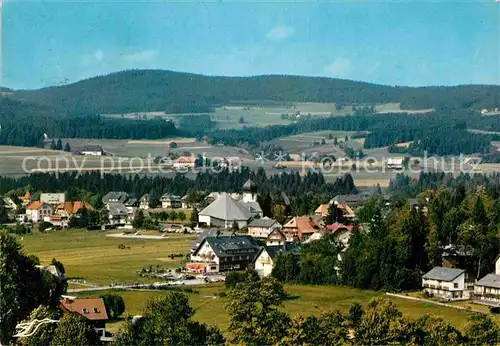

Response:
(0, 98), (178, 147)
(11, 69), (500, 114)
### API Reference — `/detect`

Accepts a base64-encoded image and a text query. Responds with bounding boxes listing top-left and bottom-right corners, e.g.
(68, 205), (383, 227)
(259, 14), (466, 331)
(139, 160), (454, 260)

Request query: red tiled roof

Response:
(326, 223), (363, 233)
(26, 201), (43, 210)
(59, 297), (108, 321)
(175, 156), (197, 164)
(283, 217), (320, 234)
(56, 201), (94, 214)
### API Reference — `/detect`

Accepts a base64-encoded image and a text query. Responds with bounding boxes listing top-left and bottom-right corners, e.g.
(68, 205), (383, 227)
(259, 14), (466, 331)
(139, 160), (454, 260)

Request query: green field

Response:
(19, 229), (194, 285)
(77, 284), (481, 335)
(17, 228), (491, 336)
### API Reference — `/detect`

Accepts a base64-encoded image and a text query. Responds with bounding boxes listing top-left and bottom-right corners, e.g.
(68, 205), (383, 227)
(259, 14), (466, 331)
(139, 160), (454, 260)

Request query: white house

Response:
(3, 197), (18, 211)
(106, 203), (129, 225)
(247, 217), (281, 238)
(173, 156), (197, 170)
(26, 201), (53, 223)
(253, 244), (300, 277)
(386, 157), (404, 170)
(188, 235), (259, 273)
(80, 145), (103, 156)
(161, 194), (182, 209)
(474, 255), (500, 304)
(40, 193), (66, 207)
(139, 194), (150, 210)
(422, 267), (470, 300)
(265, 228), (288, 246)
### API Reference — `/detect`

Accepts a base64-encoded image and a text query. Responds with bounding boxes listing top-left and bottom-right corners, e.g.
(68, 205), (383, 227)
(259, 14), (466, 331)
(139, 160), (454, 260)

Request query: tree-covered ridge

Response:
(11, 69), (500, 114)
(0, 98), (178, 147)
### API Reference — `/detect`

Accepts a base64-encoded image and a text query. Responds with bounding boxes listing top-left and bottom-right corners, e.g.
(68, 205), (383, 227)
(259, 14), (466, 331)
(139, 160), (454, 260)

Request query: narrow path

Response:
(386, 292), (486, 314)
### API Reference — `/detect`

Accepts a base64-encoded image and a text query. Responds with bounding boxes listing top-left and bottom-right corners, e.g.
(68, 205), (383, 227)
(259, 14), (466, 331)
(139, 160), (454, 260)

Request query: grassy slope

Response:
(20, 230), (194, 284)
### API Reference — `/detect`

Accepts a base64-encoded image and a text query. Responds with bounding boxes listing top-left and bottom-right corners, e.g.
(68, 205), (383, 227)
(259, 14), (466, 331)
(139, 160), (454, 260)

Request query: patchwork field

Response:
(101, 102), (430, 130)
(19, 229), (195, 285)
(77, 284), (482, 336)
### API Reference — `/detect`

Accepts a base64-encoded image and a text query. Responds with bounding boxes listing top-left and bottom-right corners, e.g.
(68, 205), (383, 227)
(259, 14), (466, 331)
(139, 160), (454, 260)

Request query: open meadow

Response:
(16, 227), (496, 336)
(19, 229), (195, 285)
(77, 284), (485, 336)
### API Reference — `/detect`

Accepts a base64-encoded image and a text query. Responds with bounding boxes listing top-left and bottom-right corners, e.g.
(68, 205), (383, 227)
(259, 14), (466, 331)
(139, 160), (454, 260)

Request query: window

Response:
(94, 308), (100, 313)
(453, 283), (458, 289)
(83, 308), (89, 314)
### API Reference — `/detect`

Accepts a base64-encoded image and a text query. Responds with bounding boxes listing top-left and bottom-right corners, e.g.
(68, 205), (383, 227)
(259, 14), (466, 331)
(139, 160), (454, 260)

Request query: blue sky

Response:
(3, 1), (499, 89)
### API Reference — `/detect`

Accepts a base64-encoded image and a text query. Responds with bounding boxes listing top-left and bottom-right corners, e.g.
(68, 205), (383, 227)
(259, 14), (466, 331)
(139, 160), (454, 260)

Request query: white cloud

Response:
(93, 49), (104, 62)
(123, 49), (158, 63)
(266, 26), (295, 41)
(324, 58), (351, 78)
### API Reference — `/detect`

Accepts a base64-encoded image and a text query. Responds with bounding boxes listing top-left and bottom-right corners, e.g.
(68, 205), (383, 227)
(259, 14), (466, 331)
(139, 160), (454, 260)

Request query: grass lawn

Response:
(19, 229), (194, 285)
(77, 284), (481, 336)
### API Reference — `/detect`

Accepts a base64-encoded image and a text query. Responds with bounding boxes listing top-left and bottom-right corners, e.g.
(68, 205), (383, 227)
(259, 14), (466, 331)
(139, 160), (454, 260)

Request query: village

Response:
(3, 170), (500, 342)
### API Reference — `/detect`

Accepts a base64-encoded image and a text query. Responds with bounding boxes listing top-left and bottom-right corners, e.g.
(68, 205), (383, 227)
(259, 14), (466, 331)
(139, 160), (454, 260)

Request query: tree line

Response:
(0, 169), (356, 217)
(273, 172), (500, 291)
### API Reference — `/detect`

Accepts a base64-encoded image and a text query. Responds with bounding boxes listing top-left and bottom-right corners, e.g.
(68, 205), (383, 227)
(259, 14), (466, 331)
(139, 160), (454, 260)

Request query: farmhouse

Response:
(189, 235), (260, 272)
(329, 194), (366, 209)
(199, 193), (253, 229)
(106, 203), (130, 225)
(265, 228), (287, 246)
(314, 204), (329, 217)
(173, 156), (197, 170)
(59, 297), (108, 337)
(247, 217), (281, 238)
(282, 216), (321, 242)
(139, 194), (150, 210)
(253, 243), (301, 277)
(40, 193), (66, 208)
(190, 229), (232, 253)
(3, 197), (18, 216)
(422, 267), (470, 300)
(304, 223), (360, 249)
(161, 194), (182, 209)
(474, 255), (500, 305)
(26, 201), (53, 223)
(55, 201), (94, 218)
(80, 145), (104, 156)
(102, 191), (130, 205)
(387, 157), (404, 169)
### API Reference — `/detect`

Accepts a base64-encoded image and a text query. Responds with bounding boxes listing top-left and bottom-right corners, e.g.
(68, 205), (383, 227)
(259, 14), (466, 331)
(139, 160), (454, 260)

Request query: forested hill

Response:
(10, 69), (499, 114)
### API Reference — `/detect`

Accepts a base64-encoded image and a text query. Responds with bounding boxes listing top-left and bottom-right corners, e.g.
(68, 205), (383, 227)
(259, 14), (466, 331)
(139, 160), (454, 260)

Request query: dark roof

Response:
(161, 194), (182, 200)
(107, 202), (128, 215)
(264, 243), (301, 259)
(191, 229), (231, 249)
(243, 179), (257, 192)
(422, 267), (465, 282)
(248, 217), (279, 228)
(476, 274), (500, 288)
(197, 235), (259, 258)
(103, 191), (129, 204)
(81, 145), (103, 152)
(125, 198), (138, 206)
(330, 194), (365, 204)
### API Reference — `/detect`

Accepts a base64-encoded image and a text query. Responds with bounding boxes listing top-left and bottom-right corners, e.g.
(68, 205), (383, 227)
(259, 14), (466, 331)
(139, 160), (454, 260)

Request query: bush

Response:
(218, 291), (227, 298)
